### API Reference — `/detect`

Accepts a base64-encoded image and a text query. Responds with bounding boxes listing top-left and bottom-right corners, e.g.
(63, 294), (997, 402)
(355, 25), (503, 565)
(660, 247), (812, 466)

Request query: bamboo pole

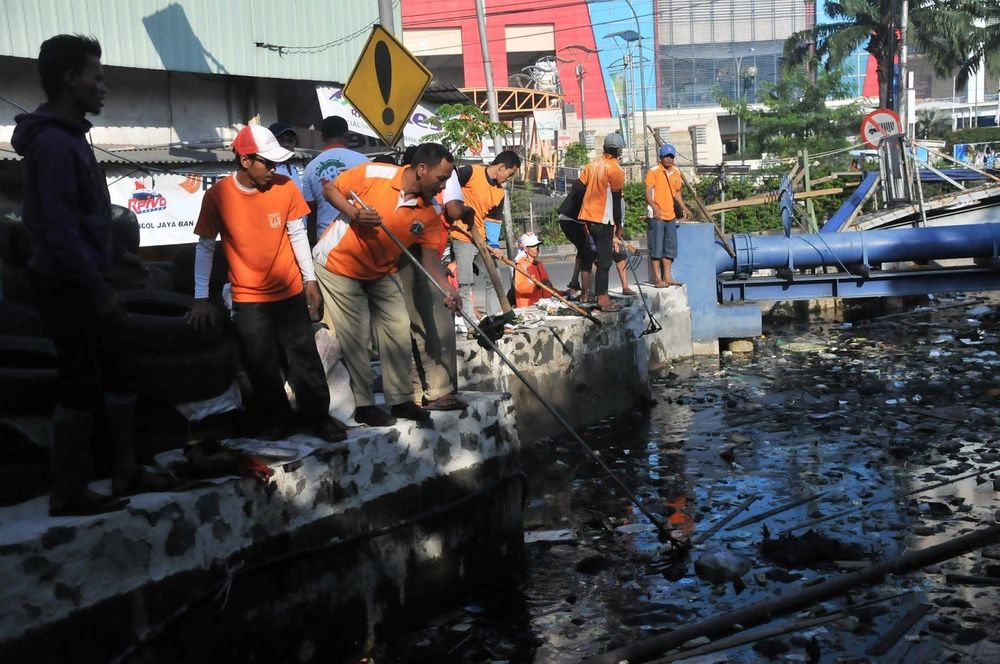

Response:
(583, 524), (1000, 664)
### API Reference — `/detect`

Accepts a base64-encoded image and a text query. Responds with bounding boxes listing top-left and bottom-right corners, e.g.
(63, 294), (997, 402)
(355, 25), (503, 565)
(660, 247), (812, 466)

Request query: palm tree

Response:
(784, 1), (980, 110)
(957, 2), (1000, 90)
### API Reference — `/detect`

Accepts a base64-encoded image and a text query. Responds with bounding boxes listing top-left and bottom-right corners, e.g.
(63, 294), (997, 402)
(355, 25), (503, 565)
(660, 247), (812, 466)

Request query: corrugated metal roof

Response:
(0, 142), (322, 164)
(0, 0), (396, 83)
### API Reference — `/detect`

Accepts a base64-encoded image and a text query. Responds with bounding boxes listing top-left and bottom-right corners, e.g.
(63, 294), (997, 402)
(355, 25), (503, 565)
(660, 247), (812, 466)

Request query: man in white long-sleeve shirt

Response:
(187, 124), (346, 442)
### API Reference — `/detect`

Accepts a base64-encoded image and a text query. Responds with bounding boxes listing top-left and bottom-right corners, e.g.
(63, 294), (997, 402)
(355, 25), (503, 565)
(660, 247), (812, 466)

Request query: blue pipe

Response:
(716, 223), (1000, 275)
(820, 172), (880, 233)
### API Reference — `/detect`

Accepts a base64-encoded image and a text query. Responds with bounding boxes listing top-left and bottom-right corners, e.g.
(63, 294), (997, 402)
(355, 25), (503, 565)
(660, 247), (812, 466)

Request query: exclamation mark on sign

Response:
(375, 41), (394, 126)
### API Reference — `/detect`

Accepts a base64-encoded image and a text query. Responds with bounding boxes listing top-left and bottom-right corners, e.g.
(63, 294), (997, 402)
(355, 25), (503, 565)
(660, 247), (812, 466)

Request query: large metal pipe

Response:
(715, 222), (1000, 275)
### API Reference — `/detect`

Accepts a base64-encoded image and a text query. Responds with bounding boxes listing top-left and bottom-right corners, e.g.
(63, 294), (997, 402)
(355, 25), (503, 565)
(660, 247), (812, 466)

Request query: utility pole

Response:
(474, 0), (517, 258)
(899, 0), (910, 134)
(577, 63), (588, 148)
(377, 0), (394, 32)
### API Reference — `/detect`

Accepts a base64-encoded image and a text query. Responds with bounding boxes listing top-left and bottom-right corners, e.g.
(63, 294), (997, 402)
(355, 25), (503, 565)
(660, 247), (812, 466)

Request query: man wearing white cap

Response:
(512, 232), (562, 308)
(187, 124), (347, 443)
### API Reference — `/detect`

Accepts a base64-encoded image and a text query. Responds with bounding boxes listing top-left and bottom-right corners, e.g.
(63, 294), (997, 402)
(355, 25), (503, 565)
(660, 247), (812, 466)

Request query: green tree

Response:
(425, 103), (509, 159)
(563, 141), (590, 168)
(719, 60), (862, 160)
(958, 2), (1000, 84)
(784, 1), (979, 111)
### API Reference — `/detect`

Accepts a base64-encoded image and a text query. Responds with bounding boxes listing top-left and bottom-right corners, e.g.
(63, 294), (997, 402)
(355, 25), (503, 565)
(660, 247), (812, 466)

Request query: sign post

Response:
(342, 25), (433, 147)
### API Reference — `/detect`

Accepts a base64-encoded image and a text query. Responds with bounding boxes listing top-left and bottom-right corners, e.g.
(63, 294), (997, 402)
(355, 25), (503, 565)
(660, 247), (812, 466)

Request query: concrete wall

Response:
(0, 56), (277, 147)
(456, 289), (693, 439)
(0, 394), (522, 659)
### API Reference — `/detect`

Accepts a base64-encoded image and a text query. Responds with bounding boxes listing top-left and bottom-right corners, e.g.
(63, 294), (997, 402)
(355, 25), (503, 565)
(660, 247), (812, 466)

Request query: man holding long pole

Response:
(314, 143), (460, 427)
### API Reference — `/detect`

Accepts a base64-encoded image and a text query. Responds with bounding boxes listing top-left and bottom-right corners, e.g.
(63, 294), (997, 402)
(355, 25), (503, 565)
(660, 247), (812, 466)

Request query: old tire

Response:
(0, 301), (46, 337)
(0, 263), (35, 304)
(171, 242), (229, 298)
(111, 204), (141, 255)
(121, 289), (228, 353)
(133, 338), (238, 404)
(0, 213), (32, 266)
(0, 336), (58, 415)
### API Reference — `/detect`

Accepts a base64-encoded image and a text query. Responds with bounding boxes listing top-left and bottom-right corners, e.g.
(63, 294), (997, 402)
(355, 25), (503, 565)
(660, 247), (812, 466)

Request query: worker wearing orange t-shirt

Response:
(512, 232), (562, 308)
(644, 143), (690, 287)
(187, 125), (346, 443)
(313, 142), (460, 427)
(559, 133), (626, 312)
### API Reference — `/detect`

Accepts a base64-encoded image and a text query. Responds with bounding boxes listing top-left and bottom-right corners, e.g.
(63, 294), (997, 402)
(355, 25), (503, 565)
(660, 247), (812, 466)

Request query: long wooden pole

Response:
(583, 524), (1000, 664)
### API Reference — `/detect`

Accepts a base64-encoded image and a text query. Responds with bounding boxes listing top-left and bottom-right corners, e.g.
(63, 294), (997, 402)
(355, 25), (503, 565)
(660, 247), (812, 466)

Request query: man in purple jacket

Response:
(12, 35), (167, 516)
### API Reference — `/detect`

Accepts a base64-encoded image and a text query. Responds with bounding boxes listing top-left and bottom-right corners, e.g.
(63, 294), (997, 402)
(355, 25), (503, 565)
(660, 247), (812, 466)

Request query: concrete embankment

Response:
(0, 286), (697, 660)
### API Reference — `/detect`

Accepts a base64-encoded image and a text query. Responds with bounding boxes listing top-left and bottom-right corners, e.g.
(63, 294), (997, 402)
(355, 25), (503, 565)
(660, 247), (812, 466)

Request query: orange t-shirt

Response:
(194, 174), (311, 303)
(644, 165), (683, 221)
(449, 165), (505, 244)
(313, 163), (445, 280)
(578, 155), (626, 224)
(513, 258), (550, 308)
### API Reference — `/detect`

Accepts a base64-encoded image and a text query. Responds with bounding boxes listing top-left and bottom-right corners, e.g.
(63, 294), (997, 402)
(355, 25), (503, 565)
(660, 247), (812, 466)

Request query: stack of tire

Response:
(121, 290), (240, 454)
(0, 300), (56, 505)
(0, 208), (34, 303)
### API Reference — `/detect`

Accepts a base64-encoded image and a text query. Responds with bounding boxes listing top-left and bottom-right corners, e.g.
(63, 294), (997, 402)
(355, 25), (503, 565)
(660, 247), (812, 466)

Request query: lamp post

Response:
(731, 47), (756, 158)
(559, 44), (598, 150)
(620, 0), (650, 171)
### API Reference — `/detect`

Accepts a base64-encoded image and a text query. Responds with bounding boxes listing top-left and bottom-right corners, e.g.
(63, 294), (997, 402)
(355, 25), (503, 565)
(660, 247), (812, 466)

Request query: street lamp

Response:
(731, 47), (756, 158)
(559, 44), (598, 148)
(622, 0), (650, 171)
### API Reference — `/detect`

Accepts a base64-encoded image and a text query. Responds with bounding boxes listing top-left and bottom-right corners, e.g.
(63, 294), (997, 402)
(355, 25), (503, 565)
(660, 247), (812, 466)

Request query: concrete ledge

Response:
(457, 287), (692, 437)
(0, 393), (521, 657)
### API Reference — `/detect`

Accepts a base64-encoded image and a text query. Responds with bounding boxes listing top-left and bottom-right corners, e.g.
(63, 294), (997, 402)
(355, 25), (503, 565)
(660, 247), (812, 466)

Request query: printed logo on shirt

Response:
(317, 158), (347, 184)
(410, 220), (424, 236)
(127, 181), (167, 214)
(267, 212), (282, 229)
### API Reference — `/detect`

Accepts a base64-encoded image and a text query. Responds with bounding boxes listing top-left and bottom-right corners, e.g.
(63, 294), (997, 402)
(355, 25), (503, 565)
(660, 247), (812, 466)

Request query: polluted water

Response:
(372, 294), (1000, 663)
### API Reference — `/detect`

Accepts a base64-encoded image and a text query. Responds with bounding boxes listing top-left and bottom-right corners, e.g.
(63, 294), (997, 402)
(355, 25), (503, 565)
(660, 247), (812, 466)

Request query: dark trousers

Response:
(232, 292), (329, 427)
(588, 223), (614, 297)
(30, 271), (137, 409)
(560, 218), (595, 268)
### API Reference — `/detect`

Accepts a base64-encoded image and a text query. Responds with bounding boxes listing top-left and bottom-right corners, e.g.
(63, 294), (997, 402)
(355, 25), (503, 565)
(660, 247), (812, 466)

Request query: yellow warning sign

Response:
(343, 25), (433, 147)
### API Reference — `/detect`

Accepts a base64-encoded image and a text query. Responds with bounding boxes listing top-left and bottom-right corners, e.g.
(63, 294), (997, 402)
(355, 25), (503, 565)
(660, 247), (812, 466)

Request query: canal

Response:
(373, 295), (1000, 663)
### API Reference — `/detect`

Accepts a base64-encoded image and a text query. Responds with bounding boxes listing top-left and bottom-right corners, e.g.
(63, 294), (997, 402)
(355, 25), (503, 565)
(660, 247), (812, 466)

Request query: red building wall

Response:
(402, 0), (611, 119)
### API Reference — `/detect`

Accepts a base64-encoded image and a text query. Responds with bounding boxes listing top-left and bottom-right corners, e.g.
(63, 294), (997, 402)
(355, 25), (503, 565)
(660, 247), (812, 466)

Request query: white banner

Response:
(107, 172), (228, 247)
(533, 110), (562, 134)
(317, 86), (441, 146)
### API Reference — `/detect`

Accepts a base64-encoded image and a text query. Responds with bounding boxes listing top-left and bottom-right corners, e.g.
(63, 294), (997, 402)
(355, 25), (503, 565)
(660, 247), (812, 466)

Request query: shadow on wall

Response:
(141, 3), (231, 145)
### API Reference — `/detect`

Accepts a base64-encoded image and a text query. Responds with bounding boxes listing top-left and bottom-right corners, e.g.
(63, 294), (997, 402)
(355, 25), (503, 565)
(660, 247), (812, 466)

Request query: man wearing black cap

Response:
(268, 121), (304, 193)
(302, 116), (368, 244)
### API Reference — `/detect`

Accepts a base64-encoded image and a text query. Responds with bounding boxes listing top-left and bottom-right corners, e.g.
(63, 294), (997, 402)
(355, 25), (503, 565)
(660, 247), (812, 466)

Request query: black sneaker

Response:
(389, 401), (431, 422)
(312, 417), (348, 442)
(354, 405), (396, 427)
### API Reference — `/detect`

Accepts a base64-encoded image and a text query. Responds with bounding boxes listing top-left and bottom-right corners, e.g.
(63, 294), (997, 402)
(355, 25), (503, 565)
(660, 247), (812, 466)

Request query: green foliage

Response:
(915, 108), (953, 140)
(942, 126), (1000, 148)
(563, 141), (590, 168)
(718, 60), (861, 163)
(784, 1), (990, 109)
(425, 103), (509, 159)
(621, 182), (647, 240)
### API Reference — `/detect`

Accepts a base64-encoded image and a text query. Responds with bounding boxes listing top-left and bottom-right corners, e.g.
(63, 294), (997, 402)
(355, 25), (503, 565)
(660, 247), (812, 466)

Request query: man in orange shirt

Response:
(314, 142), (460, 427)
(512, 232), (562, 308)
(188, 125), (345, 442)
(559, 133), (626, 311)
(448, 151), (520, 318)
(644, 143), (690, 287)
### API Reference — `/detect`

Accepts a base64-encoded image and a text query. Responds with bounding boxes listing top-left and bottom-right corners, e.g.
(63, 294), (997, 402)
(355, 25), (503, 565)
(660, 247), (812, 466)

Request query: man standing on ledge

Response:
(644, 143), (689, 287)
(188, 124), (346, 443)
(314, 143), (460, 427)
(561, 133), (626, 312)
(13, 34), (169, 515)
(449, 151), (521, 319)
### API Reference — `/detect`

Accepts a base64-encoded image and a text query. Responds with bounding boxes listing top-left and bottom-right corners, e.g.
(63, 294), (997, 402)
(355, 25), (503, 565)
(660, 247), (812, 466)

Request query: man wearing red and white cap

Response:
(187, 124), (346, 442)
